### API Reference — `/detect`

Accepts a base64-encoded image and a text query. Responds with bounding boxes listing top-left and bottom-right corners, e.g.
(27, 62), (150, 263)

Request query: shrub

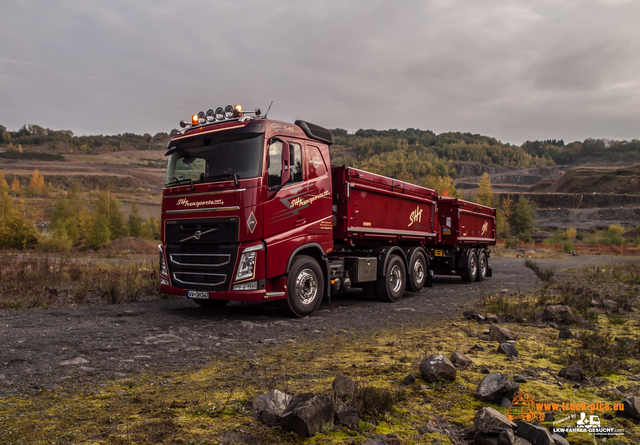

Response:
(607, 224), (625, 237)
(563, 227), (577, 239)
(350, 385), (406, 417)
(562, 241), (575, 252)
(505, 237), (518, 249)
(576, 231), (585, 241)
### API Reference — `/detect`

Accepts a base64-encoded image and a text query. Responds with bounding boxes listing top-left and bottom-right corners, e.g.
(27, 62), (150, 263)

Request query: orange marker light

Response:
(191, 114), (198, 126)
(234, 104), (242, 112)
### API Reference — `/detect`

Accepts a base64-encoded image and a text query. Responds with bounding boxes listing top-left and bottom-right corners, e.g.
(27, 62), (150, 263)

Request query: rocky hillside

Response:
(535, 165), (640, 195)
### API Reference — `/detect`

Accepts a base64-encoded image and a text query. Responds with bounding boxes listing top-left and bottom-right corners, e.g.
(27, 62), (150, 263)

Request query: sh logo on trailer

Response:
(408, 206), (423, 227)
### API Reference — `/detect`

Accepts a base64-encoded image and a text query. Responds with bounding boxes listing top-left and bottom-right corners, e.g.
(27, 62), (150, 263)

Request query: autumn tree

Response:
(0, 172), (8, 193)
(29, 169), (45, 196)
(11, 177), (21, 195)
(476, 173), (496, 207)
(127, 202), (142, 238)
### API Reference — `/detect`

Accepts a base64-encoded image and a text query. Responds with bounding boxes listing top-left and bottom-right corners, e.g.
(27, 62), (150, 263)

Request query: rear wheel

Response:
(375, 255), (406, 302)
(407, 251), (427, 292)
(193, 299), (229, 308)
(460, 250), (478, 283)
(284, 255), (324, 317)
(476, 250), (487, 282)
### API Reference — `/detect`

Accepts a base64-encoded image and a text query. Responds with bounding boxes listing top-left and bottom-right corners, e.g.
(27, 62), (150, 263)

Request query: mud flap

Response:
(486, 265), (493, 278)
(425, 270), (434, 288)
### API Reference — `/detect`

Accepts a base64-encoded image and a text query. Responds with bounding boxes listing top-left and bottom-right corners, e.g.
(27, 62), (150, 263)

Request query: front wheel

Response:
(375, 255), (406, 302)
(284, 255), (324, 317)
(460, 250), (478, 283)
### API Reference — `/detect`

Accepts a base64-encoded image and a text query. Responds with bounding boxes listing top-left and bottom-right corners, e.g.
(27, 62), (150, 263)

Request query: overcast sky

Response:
(1, 0), (639, 145)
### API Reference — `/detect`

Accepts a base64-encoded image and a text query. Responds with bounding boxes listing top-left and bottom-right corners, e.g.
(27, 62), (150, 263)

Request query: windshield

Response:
(165, 135), (263, 187)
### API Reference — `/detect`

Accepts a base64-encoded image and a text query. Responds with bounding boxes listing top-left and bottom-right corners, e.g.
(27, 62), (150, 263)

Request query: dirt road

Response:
(1, 255), (638, 399)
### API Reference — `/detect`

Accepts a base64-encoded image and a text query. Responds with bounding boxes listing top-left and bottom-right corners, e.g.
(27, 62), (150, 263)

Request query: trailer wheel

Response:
(375, 255), (406, 302)
(407, 251), (427, 292)
(194, 299), (229, 308)
(460, 250), (478, 283)
(476, 250), (487, 282)
(284, 255), (324, 317)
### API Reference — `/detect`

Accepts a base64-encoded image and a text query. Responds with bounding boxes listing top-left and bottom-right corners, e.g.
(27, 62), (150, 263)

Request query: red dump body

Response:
(331, 166), (439, 244)
(437, 197), (496, 246)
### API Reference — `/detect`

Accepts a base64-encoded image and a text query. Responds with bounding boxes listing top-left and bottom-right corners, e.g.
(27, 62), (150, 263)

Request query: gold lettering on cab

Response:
(408, 206), (423, 227)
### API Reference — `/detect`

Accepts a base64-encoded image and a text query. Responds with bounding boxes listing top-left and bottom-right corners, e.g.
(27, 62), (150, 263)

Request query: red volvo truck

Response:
(159, 105), (495, 316)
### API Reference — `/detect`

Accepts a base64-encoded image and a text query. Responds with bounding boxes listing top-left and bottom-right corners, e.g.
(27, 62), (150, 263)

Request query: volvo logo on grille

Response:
(194, 230), (201, 240)
(180, 227), (217, 243)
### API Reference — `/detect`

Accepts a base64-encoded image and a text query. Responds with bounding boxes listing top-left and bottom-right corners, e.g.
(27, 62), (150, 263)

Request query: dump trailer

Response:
(158, 104), (496, 316)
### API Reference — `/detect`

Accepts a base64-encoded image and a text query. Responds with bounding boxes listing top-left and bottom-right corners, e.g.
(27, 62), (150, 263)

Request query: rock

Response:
(486, 315), (499, 324)
(250, 389), (292, 426)
(551, 434), (570, 445)
(594, 377), (606, 385)
(470, 344), (486, 352)
(479, 334), (492, 341)
(403, 374), (416, 385)
(544, 413), (555, 422)
(558, 329), (573, 340)
(474, 373), (520, 403)
(419, 424), (437, 434)
(498, 429), (533, 445)
(278, 393), (334, 436)
(602, 299), (619, 310)
(490, 325), (517, 343)
(507, 356), (518, 362)
(542, 305), (578, 325)
(362, 433), (401, 445)
(615, 337), (636, 348)
(451, 351), (473, 367)
(621, 396), (640, 420)
(474, 432), (500, 445)
(332, 375), (357, 399)
(516, 421), (554, 445)
(500, 398), (512, 408)
(497, 343), (518, 357)
(533, 312), (543, 323)
(59, 357), (89, 366)
(464, 310), (479, 319)
(546, 322), (558, 329)
(335, 405), (358, 426)
(558, 364), (585, 381)
(474, 407), (517, 434)
(419, 354), (457, 383)
(468, 330), (479, 337)
(476, 314), (486, 323)
(513, 376), (527, 383)
(481, 366), (491, 374)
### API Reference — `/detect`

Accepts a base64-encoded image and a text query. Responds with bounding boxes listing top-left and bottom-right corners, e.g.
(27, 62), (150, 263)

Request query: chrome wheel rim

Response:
(480, 256), (486, 277)
(470, 255), (477, 277)
(414, 259), (425, 284)
(295, 269), (317, 305)
(389, 264), (402, 293)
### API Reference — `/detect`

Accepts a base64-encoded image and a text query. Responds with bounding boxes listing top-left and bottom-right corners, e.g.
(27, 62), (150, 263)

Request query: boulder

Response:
(542, 305), (578, 325)
(500, 398), (512, 408)
(474, 432), (500, 445)
(551, 434), (569, 445)
(490, 325), (517, 343)
(335, 405), (358, 426)
(474, 373), (520, 403)
(419, 354), (457, 383)
(464, 310), (479, 319)
(250, 389), (292, 426)
(473, 407), (517, 434)
(481, 366), (491, 374)
(558, 329), (573, 340)
(513, 376), (527, 383)
(419, 424), (437, 434)
(497, 343), (518, 357)
(621, 396), (640, 420)
(362, 433), (401, 445)
(516, 421), (554, 445)
(470, 344), (487, 352)
(558, 364), (585, 381)
(332, 375), (357, 399)
(451, 351), (473, 367)
(403, 374), (416, 385)
(498, 429), (532, 445)
(278, 393), (334, 437)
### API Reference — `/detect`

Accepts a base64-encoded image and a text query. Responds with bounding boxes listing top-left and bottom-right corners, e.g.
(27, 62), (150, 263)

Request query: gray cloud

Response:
(0, 0), (639, 144)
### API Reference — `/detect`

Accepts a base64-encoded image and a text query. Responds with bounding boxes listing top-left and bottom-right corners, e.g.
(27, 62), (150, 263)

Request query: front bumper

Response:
(160, 283), (286, 302)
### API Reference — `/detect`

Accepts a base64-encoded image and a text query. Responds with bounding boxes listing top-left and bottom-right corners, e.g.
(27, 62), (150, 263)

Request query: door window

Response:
(288, 142), (303, 184)
(306, 145), (327, 179)
(267, 140), (283, 190)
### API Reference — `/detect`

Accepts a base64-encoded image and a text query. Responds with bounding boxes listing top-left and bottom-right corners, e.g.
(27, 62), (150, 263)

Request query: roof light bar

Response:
(180, 104), (263, 128)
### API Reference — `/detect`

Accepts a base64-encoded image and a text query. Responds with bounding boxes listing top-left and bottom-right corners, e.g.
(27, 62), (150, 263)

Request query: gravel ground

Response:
(1, 254), (638, 399)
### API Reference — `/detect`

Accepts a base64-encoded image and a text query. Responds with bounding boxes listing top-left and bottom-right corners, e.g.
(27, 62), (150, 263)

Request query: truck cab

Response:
(159, 106), (334, 316)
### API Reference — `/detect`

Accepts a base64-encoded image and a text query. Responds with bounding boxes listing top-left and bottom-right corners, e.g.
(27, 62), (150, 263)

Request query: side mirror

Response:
(281, 140), (290, 186)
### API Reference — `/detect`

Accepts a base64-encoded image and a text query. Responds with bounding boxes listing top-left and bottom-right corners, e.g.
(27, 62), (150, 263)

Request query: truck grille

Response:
(170, 254), (230, 267)
(172, 272), (226, 287)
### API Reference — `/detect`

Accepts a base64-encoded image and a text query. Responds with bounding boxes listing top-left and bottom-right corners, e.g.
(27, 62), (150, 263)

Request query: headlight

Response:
(235, 243), (263, 281)
(158, 245), (168, 278)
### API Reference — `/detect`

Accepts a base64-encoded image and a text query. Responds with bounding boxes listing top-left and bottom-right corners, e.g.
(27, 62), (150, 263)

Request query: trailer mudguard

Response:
(374, 246), (408, 277)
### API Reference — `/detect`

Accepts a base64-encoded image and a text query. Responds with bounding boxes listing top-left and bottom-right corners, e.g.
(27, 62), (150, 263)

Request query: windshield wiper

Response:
(167, 177), (194, 190)
(206, 173), (240, 187)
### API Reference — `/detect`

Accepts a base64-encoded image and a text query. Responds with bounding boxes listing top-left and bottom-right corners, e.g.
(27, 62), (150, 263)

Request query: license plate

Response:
(187, 290), (209, 299)
(435, 250), (443, 257)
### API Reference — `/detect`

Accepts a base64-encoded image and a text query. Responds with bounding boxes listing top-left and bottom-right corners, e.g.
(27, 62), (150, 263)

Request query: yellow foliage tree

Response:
(29, 169), (45, 196)
(0, 172), (8, 193)
(476, 173), (496, 207)
(11, 177), (21, 195)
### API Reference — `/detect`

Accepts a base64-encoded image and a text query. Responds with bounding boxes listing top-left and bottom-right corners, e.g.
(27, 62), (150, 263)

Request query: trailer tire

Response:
(460, 250), (478, 283)
(194, 299), (229, 308)
(375, 255), (406, 302)
(476, 250), (487, 282)
(284, 255), (324, 317)
(407, 251), (427, 292)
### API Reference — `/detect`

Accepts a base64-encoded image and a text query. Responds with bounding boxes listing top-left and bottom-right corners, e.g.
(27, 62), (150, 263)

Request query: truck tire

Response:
(476, 250), (487, 282)
(407, 251), (427, 292)
(284, 255), (324, 317)
(460, 250), (478, 283)
(194, 299), (229, 308)
(375, 255), (406, 302)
